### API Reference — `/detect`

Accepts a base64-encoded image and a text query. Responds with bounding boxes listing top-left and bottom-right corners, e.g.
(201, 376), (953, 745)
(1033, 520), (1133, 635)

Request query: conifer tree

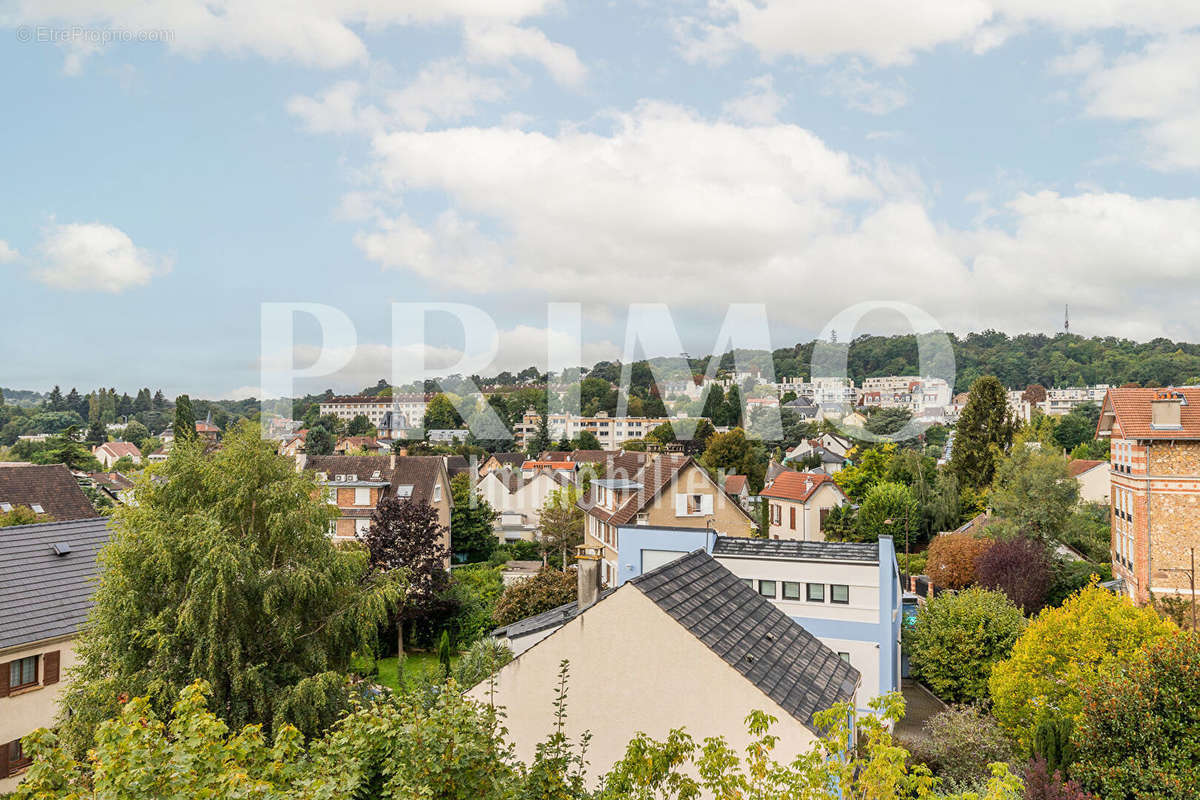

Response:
(949, 375), (1014, 488)
(173, 394), (196, 443)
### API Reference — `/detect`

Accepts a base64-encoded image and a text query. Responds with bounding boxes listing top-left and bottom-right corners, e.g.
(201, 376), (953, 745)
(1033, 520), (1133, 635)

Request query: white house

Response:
(92, 441), (141, 469)
(759, 471), (848, 542)
(1068, 459), (1110, 505)
(476, 468), (574, 543)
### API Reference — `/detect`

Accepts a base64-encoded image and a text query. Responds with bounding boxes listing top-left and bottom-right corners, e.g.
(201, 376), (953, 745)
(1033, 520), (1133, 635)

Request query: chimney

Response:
(575, 545), (603, 611)
(1151, 389), (1184, 429)
(389, 453), (396, 470)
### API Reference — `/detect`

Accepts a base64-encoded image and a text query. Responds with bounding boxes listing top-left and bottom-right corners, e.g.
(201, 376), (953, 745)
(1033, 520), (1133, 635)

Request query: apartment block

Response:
(514, 408), (673, 450)
(318, 393), (429, 433)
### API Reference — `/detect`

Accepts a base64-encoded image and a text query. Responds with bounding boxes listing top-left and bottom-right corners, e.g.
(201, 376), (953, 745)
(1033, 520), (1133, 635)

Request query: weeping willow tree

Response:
(57, 421), (404, 757)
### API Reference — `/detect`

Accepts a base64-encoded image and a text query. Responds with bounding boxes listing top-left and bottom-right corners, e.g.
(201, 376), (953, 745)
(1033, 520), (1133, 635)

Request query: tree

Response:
(907, 587), (1026, 704)
(424, 394), (462, 431)
(305, 424), (334, 455)
(172, 394), (195, 443)
(701, 428), (765, 491)
(1052, 403), (1100, 452)
(85, 418), (108, 446)
(493, 567), (576, 626)
(1022, 384), (1047, 404)
(721, 384), (742, 428)
(833, 443), (896, 501)
(1022, 758), (1093, 800)
(1072, 632), (1199, 799)
(951, 376), (1015, 488)
(905, 705), (1019, 790)
(989, 585), (1177, 749)
(989, 444), (1077, 541)
(527, 410), (552, 456)
(927, 531), (994, 589)
(975, 537), (1054, 614)
(46, 385), (65, 411)
(347, 413), (373, 436)
(537, 486), (585, 569)
(451, 472), (498, 563)
(121, 419), (150, 448)
(854, 480), (918, 543)
(699, 384), (725, 422)
(573, 429), (602, 451)
(56, 423), (401, 758)
(437, 630), (453, 679)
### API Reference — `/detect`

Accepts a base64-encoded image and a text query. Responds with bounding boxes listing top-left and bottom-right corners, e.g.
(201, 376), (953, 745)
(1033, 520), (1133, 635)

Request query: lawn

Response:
(352, 651), (460, 691)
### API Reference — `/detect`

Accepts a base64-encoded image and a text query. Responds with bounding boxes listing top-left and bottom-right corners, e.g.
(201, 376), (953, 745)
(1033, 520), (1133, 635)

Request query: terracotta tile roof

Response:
(523, 460), (576, 470)
(1098, 387), (1200, 440)
(1067, 459), (1107, 477)
(195, 421), (220, 433)
(0, 464), (100, 521)
(759, 471), (841, 504)
(724, 475), (748, 494)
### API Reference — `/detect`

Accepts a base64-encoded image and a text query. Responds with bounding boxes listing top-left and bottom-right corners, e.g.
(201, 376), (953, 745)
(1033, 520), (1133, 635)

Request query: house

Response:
(0, 465), (99, 522)
(473, 550), (859, 781)
(478, 452), (526, 477)
(442, 455), (472, 480)
(499, 560), (544, 586)
(1068, 459), (1110, 504)
(711, 537), (901, 715)
(194, 420), (220, 443)
(724, 474), (749, 507)
(147, 446), (169, 463)
(580, 452), (756, 586)
(521, 458), (576, 479)
(87, 472), (136, 505)
(299, 455), (451, 557)
(279, 430), (307, 457)
(1095, 387), (1200, 604)
(333, 436), (387, 455)
(0, 517), (111, 791)
(781, 396), (820, 420)
(759, 471), (847, 542)
(476, 467), (573, 543)
(427, 429), (468, 444)
(92, 441), (141, 469)
(787, 433), (853, 462)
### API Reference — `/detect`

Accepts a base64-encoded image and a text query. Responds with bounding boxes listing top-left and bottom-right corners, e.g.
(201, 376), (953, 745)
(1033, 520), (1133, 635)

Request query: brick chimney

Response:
(1151, 389), (1184, 429)
(575, 545), (603, 611)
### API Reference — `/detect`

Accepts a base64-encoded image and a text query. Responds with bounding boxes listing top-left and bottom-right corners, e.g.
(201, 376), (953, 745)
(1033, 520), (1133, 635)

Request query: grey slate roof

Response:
(712, 536), (879, 564)
(0, 517), (111, 651)
(492, 588), (617, 639)
(630, 550), (860, 730)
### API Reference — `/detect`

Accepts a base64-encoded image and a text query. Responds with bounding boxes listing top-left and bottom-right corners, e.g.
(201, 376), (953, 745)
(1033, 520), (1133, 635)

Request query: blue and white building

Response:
(616, 527), (901, 716)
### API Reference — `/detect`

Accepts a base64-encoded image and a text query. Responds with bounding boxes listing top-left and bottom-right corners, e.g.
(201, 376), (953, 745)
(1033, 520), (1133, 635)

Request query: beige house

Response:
(1068, 459), (1109, 505)
(471, 550), (859, 785)
(92, 441), (141, 469)
(1, 517), (111, 791)
(476, 468), (573, 543)
(581, 452), (756, 586)
(760, 471), (848, 542)
(299, 455), (451, 559)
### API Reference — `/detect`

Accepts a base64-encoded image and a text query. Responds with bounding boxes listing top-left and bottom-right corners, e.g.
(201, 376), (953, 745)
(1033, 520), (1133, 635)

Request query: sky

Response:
(2, 1), (1200, 398)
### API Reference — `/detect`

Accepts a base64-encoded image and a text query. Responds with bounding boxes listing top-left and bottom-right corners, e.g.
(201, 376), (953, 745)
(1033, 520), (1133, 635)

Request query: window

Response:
(806, 583), (825, 602)
(9, 655), (38, 690)
(354, 488), (370, 506)
(432, 483), (443, 502)
(325, 488), (337, 505)
(741, 578), (754, 588)
(636, 512), (649, 526)
(838, 652), (851, 664)
(354, 519), (370, 536)
(0, 502), (10, 512)
(758, 580), (777, 598)
(30, 504), (44, 514)
(831, 584), (850, 604)
(687, 494), (703, 514)
(782, 581), (802, 600)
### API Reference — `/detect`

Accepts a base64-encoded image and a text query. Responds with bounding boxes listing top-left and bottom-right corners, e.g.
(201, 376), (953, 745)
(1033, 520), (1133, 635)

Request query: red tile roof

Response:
(1067, 459), (1106, 477)
(724, 475), (748, 494)
(1098, 387), (1200, 440)
(760, 471), (841, 503)
(95, 441), (141, 459)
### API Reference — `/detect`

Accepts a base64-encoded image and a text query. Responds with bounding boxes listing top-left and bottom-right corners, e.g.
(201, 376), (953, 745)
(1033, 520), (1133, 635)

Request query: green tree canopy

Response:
(57, 423), (401, 757)
(537, 486), (585, 570)
(950, 376), (1015, 489)
(700, 427), (765, 492)
(907, 587), (1026, 704)
(172, 394), (195, 443)
(451, 472), (498, 563)
(854, 480), (919, 543)
(988, 441), (1078, 541)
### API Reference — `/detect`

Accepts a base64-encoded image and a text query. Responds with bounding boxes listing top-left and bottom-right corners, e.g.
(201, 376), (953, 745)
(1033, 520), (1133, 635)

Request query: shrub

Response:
(906, 705), (1018, 788)
(989, 585), (1177, 750)
(493, 567), (577, 626)
(927, 532), (994, 589)
(1045, 559), (1110, 608)
(907, 587), (1026, 703)
(1023, 758), (1095, 800)
(1073, 632), (1200, 799)
(975, 537), (1054, 614)
(454, 638), (514, 690)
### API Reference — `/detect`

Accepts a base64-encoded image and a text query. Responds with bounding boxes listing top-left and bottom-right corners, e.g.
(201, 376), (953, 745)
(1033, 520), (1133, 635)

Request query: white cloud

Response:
(672, 1), (1200, 66)
(721, 74), (786, 124)
(288, 61), (509, 135)
(33, 222), (170, 292)
(338, 98), (1200, 339)
(8, 0), (563, 71)
(464, 22), (586, 86)
(824, 62), (909, 114)
(0, 240), (18, 263)
(1072, 34), (1200, 169)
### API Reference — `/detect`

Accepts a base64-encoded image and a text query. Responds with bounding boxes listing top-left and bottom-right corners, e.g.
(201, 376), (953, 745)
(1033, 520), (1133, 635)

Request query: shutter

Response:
(43, 651), (60, 685)
(790, 507), (796, 530)
(0, 738), (8, 779)
(701, 494), (714, 515)
(675, 494), (687, 516)
(0, 662), (7, 697)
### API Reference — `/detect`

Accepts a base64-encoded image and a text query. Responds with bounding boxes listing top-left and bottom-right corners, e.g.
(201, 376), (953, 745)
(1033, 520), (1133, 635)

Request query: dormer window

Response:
(31, 504), (44, 514)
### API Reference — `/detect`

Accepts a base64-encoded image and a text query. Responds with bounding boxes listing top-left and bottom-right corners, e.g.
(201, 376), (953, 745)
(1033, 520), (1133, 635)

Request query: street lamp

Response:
(1163, 547), (1198, 632)
(884, 511), (912, 591)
